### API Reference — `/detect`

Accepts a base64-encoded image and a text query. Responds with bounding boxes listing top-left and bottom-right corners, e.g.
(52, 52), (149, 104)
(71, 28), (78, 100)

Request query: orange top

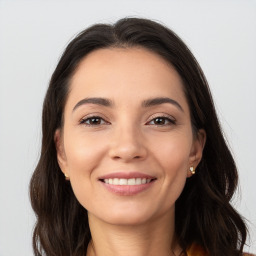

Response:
(186, 243), (208, 256)
(186, 244), (255, 256)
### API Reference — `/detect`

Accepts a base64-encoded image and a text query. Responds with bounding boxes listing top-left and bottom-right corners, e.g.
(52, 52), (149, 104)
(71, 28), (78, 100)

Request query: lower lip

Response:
(100, 180), (156, 196)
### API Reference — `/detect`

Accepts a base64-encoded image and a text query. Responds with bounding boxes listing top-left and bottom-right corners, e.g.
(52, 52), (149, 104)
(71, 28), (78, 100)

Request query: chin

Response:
(93, 204), (164, 227)
(104, 212), (152, 226)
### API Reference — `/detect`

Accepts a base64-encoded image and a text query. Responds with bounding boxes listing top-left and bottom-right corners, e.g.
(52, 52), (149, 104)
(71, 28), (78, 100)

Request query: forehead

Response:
(67, 47), (188, 111)
(71, 47), (180, 85)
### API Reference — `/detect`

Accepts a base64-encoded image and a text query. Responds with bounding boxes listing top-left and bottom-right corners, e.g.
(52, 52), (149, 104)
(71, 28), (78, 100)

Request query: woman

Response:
(30, 17), (252, 256)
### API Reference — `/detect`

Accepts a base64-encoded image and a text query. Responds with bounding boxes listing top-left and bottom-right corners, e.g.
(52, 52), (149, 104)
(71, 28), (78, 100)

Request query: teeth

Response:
(135, 178), (141, 185)
(120, 178), (128, 185)
(103, 178), (152, 185)
(128, 178), (135, 185)
(113, 178), (119, 185)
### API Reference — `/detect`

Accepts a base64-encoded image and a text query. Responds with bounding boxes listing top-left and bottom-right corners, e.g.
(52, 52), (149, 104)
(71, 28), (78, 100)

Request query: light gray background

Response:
(0, 0), (255, 255)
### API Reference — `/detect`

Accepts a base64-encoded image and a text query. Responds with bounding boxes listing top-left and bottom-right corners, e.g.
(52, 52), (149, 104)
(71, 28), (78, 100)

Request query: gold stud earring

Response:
(64, 173), (70, 180)
(190, 166), (195, 175)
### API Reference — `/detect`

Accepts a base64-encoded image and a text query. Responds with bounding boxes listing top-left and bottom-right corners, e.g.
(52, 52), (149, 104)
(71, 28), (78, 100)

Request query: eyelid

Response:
(79, 114), (110, 126)
(147, 113), (176, 121)
(145, 113), (176, 125)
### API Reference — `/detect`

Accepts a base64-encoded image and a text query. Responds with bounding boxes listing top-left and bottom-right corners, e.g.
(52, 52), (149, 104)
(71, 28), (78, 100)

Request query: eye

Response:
(80, 116), (110, 126)
(146, 116), (176, 126)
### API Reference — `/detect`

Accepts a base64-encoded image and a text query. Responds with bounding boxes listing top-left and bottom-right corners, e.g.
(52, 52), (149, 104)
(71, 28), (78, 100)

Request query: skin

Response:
(55, 47), (206, 256)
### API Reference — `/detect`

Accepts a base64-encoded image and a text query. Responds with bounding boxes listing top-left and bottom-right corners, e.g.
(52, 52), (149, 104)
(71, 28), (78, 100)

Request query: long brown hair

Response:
(30, 17), (247, 256)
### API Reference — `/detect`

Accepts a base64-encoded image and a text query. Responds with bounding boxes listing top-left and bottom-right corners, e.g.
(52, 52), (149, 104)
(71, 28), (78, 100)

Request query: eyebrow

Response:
(72, 97), (184, 112)
(142, 97), (184, 112)
(73, 97), (113, 112)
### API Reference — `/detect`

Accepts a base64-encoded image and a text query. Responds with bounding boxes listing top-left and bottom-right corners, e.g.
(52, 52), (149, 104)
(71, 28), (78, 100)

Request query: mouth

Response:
(98, 172), (157, 196)
(99, 177), (157, 185)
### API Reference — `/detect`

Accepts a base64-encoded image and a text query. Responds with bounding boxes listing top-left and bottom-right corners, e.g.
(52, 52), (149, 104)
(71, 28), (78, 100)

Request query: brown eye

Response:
(147, 116), (176, 126)
(88, 117), (102, 125)
(80, 116), (109, 126)
(153, 117), (166, 125)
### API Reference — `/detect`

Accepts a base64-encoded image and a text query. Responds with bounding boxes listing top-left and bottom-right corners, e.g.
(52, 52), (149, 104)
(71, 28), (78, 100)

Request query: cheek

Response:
(152, 131), (192, 172)
(66, 137), (103, 209)
(151, 132), (192, 197)
(63, 133), (106, 203)
(64, 132), (105, 174)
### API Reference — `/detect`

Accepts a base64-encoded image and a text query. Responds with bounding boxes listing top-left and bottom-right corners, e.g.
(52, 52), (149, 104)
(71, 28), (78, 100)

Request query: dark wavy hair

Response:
(30, 17), (247, 256)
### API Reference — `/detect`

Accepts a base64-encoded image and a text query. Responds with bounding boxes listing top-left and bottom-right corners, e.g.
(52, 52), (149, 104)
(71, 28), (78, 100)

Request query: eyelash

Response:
(146, 115), (176, 126)
(79, 115), (110, 126)
(79, 115), (176, 127)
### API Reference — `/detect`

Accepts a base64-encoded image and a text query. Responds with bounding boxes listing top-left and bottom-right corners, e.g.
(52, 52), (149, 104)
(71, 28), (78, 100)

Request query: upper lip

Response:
(98, 172), (156, 180)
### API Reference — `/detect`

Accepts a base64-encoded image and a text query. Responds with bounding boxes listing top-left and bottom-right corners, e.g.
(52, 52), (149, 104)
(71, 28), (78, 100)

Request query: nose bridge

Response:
(108, 116), (147, 161)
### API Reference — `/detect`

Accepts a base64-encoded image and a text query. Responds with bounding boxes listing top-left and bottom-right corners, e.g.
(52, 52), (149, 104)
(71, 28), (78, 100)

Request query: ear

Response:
(187, 129), (206, 177)
(54, 129), (69, 178)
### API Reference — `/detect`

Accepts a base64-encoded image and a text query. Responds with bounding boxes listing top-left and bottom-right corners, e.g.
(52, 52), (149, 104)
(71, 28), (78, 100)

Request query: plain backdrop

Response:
(0, 0), (255, 255)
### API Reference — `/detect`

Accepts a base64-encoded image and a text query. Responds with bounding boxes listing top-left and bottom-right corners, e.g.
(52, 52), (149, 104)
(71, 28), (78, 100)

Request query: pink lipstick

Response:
(98, 172), (157, 196)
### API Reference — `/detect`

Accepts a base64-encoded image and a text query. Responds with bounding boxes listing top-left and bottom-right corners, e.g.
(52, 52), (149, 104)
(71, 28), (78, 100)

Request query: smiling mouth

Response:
(99, 178), (157, 185)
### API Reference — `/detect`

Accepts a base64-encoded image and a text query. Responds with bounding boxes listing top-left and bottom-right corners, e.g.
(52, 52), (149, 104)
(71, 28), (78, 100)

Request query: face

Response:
(56, 47), (205, 226)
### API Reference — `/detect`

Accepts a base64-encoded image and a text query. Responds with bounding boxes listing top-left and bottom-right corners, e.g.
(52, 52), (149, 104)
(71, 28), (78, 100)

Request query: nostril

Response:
(108, 142), (147, 162)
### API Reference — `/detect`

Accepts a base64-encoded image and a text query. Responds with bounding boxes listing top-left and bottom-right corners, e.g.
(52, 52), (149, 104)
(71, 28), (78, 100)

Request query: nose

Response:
(108, 125), (147, 162)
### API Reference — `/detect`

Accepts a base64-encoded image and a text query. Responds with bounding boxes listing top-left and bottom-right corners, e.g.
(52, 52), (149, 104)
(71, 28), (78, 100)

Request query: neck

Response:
(86, 208), (182, 256)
